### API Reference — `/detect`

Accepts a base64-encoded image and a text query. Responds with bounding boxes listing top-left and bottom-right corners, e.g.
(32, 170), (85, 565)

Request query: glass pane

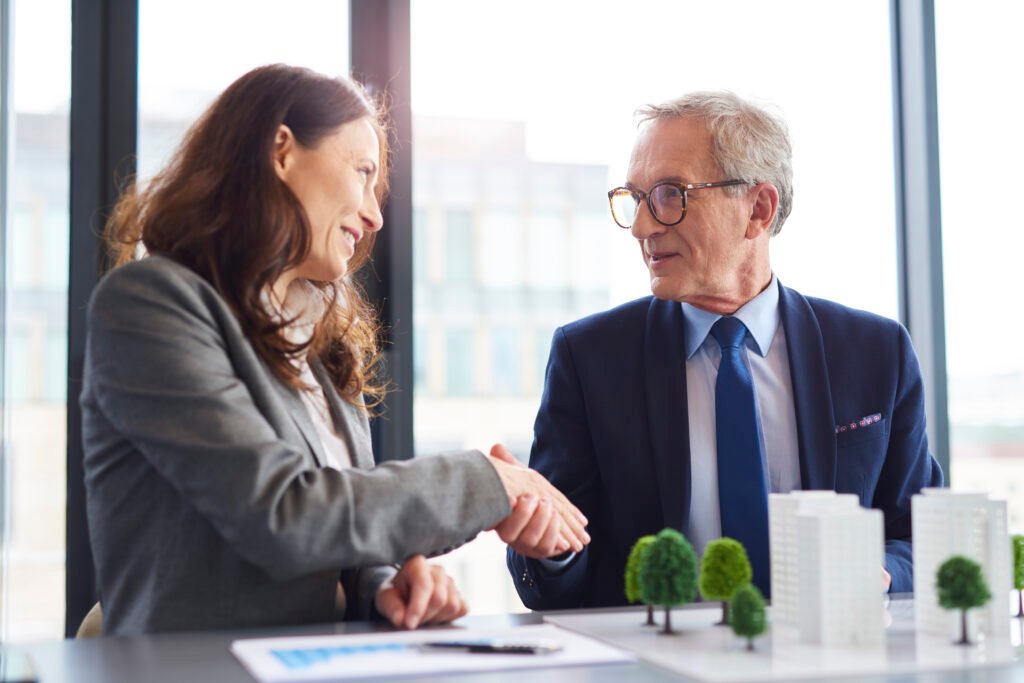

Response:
(138, 0), (349, 180)
(936, 1), (1024, 530)
(412, 0), (898, 614)
(5, 0), (71, 642)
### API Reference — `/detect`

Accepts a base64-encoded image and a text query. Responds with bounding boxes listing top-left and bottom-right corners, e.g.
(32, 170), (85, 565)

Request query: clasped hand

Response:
(487, 444), (591, 559)
(374, 555), (467, 630)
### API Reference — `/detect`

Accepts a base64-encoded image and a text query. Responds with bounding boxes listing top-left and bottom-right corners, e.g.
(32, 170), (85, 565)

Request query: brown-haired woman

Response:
(81, 64), (588, 636)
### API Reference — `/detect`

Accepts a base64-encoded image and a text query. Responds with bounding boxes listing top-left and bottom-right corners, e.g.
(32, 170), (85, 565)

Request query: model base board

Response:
(544, 600), (1023, 682)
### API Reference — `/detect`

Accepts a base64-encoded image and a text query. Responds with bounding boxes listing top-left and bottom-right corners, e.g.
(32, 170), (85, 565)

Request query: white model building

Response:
(912, 488), (1009, 642)
(769, 491), (857, 626)
(769, 491), (885, 647)
(797, 505), (885, 646)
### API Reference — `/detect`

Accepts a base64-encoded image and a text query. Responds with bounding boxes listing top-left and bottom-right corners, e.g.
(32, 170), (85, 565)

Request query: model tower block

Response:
(769, 491), (859, 626)
(797, 505), (885, 646)
(912, 489), (1009, 641)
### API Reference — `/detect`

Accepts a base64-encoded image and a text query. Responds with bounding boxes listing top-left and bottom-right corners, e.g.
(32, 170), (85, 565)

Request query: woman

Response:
(81, 64), (587, 636)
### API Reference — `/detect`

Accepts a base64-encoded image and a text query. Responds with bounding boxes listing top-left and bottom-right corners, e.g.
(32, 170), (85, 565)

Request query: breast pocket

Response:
(835, 417), (888, 497)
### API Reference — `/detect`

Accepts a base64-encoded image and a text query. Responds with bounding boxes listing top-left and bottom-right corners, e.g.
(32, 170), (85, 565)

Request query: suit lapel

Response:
(778, 284), (837, 490)
(644, 298), (691, 532)
(273, 379), (329, 469)
(311, 360), (375, 470)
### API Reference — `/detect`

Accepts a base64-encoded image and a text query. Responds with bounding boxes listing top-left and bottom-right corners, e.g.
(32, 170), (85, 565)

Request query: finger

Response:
(547, 482), (590, 529)
(543, 484), (590, 549)
(432, 576), (466, 624)
(517, 497), (555, 549)
(402, 557), (434, 629)
(419, 566), (449, 625)
(529, 470), (588, 528)
(489, 443), (520, 465)
(374, 587), (405, 628)
(493, 494), (539, 543)
(536, 513), (564, 557)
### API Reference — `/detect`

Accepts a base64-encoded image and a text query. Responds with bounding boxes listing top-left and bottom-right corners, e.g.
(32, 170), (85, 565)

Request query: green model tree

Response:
(638, 528), (697, 635)
(936, 555), (991, 645)
(625, 535), (657, 626)
(1013, 534), (1024, 619)
(730, 583), (766, 651)
(699, 537), (753, 625)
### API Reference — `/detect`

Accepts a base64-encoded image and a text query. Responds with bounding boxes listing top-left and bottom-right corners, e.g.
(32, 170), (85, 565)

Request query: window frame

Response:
(59, 0), (950, 633)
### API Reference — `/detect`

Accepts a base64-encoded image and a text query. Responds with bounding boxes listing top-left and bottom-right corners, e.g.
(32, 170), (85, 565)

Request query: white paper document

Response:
(230, 623), (634, 682)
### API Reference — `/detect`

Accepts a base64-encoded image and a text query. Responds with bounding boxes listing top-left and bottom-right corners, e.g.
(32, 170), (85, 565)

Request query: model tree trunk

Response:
(661, 606), (673, 635)
(958, 609), (970, 645)
(645, 604), (655, 626)
(718, 600), (729, 625)
(1018, 590), (1023, 618)
(746, 637), (755, 652)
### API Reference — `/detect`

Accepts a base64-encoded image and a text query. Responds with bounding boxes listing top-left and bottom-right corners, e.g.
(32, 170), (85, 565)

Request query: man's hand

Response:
(374, 556), (467, 629)
(882, 566), (892, 592)
(488, 444), (590, 556)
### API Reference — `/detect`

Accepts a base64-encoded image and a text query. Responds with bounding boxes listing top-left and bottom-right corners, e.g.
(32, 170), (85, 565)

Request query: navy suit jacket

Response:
(507, 284), (943, 610)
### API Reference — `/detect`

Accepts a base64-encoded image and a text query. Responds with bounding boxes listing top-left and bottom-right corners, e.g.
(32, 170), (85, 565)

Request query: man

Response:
(503, 91), (942, 609)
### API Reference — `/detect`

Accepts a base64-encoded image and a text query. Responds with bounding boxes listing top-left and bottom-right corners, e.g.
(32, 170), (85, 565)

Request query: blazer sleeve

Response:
(507, 326), (601, 609)
(84, 263), (511, 582)
(875, 324), (944, 592)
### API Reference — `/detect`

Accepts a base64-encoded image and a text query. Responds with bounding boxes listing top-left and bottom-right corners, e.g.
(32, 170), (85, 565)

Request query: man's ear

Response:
(273, 124), (297, 182)
(746, 182), (779, 239)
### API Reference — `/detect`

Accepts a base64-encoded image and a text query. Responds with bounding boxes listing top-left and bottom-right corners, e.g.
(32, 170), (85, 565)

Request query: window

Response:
(138, 0), (349, 180)
(936, 0), (1024, 530)
(5, 0), (71, 641)
(412, 0), (898, 614)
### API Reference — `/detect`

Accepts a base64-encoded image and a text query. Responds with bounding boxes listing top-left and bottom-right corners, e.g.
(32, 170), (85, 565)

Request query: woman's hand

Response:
(488, 444), (590, 558)
(374, 556), (468, 630)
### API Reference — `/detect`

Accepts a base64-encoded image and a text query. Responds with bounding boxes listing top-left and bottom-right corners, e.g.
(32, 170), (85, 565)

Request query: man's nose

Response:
(629, 202), (666, 240)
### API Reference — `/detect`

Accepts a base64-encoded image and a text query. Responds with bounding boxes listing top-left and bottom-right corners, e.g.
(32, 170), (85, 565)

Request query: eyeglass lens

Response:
(610, 184), (687, 228)
(650, 184), (684, 224)
(610, 190), (640, 228)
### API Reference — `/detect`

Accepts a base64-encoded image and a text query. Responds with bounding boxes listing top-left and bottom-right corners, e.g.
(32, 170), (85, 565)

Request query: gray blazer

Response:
(81, 256), (510, 635)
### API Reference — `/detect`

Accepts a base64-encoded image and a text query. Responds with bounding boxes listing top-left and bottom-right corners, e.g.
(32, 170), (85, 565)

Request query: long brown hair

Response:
(105, 64), (388, 407)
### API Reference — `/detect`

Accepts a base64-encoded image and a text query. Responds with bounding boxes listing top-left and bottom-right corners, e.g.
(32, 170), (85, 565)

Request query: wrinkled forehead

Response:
(627, 116), (718, 185)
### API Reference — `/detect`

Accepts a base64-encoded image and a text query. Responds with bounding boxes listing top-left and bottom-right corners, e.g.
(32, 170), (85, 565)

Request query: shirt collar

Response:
(681, 274), (781, 359)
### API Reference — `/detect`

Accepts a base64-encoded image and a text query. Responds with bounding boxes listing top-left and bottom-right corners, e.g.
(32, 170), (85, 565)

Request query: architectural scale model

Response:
(768, 491), (885, 646)
(912, 488), (1010, 642)
(768, 491), (856, 625)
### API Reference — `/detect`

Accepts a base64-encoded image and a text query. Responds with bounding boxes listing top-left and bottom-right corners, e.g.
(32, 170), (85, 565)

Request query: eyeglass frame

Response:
(607, 178), (752, 229)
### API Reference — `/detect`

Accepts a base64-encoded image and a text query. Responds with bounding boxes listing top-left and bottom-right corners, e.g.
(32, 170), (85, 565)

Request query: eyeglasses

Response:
(607, 179), (751, 229)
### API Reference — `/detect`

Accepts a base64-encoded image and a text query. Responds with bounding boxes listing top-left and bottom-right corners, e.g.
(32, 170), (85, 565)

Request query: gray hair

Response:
(636, 91), (793, 236)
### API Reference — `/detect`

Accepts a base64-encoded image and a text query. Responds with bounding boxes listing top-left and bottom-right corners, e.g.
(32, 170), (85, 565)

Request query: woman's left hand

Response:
(374, 555), (468, 629)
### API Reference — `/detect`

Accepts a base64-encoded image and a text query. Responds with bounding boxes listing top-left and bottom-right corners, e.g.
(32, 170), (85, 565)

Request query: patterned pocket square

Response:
(835, 413), (882, 434)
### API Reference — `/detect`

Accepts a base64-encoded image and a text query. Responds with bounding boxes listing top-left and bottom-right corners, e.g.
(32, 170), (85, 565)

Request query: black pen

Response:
(420, 640), (563, 655)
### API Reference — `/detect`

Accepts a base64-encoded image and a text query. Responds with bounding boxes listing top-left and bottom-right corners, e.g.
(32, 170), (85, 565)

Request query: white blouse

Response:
(274, 280), (353, 471)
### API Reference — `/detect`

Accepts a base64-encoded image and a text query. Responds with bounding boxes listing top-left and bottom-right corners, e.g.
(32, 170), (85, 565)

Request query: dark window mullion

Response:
(350, 0), (413, 463)
(890, 0), (949, 478)
(67, 0), (138, 636)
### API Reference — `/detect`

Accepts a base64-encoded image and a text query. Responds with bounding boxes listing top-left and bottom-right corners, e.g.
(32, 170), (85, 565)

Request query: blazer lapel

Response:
(644, 298), (691, 532)
(273, 380), (329, 469)
(311, 360), (375, 470)
(778, 284), (837, 490)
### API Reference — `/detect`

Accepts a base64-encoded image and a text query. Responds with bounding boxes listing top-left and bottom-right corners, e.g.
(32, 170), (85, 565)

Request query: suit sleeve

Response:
(507, 327), (602, 609)
(85, 264), (511, 582)
(875, 324), (944, 592)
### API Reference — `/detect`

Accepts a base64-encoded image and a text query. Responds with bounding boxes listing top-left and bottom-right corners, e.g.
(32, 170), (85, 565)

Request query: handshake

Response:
(487, 444), (591, 559)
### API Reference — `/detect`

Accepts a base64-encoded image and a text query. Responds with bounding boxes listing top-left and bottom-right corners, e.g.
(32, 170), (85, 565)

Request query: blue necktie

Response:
(711, 316), (771, 598)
